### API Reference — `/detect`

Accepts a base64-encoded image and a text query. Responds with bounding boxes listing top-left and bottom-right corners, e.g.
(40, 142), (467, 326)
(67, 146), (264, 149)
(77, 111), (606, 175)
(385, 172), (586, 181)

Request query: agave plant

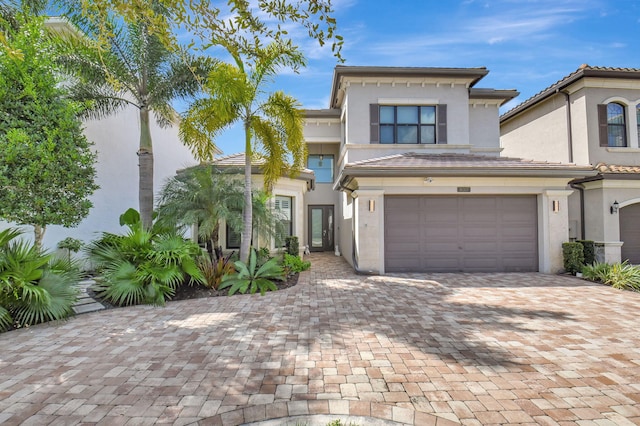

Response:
(0, 228), (79, 331)
(87, 209), (205, 306)
(219, 248), (285, 296)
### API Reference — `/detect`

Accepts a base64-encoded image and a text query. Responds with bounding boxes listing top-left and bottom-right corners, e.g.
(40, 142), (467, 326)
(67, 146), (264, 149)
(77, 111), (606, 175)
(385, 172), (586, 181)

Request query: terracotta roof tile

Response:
(210, 152), (314, 175)
(595, 163), (640, 174)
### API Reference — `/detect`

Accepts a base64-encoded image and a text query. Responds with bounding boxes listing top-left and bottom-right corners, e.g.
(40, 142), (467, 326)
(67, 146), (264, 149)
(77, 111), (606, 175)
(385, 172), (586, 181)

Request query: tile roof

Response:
(346, 153), (591, 171)
(501, 64), (640, 122)
(210, 152), (314, 175)
(595, 163), (640, 174)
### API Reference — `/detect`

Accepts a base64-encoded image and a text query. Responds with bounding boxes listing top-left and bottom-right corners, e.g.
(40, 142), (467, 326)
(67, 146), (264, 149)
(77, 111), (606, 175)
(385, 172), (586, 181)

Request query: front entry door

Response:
(309, 206), (334, 252)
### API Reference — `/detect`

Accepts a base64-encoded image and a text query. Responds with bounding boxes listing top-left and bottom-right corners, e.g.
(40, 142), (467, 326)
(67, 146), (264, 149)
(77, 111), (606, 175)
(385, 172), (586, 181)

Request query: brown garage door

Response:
(621, 203), (640, 264)
(385, 195), (538, 272)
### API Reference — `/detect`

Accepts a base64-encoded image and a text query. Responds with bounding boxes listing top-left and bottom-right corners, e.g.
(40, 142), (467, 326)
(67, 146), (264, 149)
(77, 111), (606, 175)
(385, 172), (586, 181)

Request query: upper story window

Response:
(308, 154), (334, 183)
(637, 105), (640, 145)
(607, 103), (627, 147)
(370, 104), (447, 144)
(598, 102), (628, 147)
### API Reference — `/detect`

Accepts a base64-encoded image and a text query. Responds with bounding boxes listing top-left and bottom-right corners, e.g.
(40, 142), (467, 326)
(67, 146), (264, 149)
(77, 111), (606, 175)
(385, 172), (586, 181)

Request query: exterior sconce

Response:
(369, 200), (375, 212)
(552, 200), (560, 213)
(610, 200), (619, 214)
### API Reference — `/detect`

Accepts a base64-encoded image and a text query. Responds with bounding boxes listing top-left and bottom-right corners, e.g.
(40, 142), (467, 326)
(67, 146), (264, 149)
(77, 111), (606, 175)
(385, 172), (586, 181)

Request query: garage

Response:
(384, 195), (538, 272)
(620, 203), (640, 264)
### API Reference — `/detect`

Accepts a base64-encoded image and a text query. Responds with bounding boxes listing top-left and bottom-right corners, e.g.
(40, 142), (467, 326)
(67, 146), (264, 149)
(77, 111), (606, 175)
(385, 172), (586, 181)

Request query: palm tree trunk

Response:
(33, 224), (45, 251)
(240, 118), (253, 263)
(138, 106), (154, 229)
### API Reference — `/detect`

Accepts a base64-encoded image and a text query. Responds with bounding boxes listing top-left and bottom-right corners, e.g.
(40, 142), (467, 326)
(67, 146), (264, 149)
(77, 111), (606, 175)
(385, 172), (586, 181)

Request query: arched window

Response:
(607, 102), (627, 147)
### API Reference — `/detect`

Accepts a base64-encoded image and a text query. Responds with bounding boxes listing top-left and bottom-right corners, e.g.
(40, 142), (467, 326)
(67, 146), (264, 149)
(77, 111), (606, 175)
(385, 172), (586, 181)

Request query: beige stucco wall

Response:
(468, 103), (501, 150)
(0, 105), (198, 250)
(501, 94), (572, 162)
(349, 176), (575, 274)
(583, 86), (640, 165)
(343, 82), (471, 146)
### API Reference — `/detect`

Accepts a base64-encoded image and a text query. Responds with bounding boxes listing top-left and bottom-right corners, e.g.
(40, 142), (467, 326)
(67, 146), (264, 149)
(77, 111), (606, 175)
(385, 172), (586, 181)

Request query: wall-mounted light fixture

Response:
(610, 200), (619, 215)
(552, 200), (560, 213)
(369, 199), (375, 212)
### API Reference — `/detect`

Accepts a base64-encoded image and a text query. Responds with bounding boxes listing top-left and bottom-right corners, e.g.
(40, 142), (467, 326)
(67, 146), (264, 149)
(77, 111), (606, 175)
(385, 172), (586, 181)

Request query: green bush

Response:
(282, 253), (310, 275)
(220, 248), (284, 296)
(582, 261), (640, 291)
(0, 228), (79, 331)
(197, 252), (235, 290)
(285, 236), (299, 256)
(562, 242), (584, 275)
(582, 262), (611, 283)
(87, 209), (204, 306)
(577, 240), (595, 265)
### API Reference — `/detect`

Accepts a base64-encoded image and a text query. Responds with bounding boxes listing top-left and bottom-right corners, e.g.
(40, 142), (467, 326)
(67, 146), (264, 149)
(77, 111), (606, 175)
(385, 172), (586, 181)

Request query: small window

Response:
(274, 195), (293, 248)
(379, 106), (436, 144)
(308, 154), (334, 183)
(607, 103), (627, 147)
(226, 222), (241, 249)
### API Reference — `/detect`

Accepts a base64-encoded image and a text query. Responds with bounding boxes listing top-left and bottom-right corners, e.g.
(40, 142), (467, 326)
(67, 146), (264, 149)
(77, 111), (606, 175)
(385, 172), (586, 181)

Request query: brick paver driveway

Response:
(1, 254), (640, 425)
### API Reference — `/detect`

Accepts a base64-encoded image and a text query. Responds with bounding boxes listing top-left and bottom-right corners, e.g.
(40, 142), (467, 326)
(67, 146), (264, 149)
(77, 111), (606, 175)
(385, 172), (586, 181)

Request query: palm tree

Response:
(155, 165), (286, 259)
(55, 4), (211, 229)
(179, 42), (306, 262)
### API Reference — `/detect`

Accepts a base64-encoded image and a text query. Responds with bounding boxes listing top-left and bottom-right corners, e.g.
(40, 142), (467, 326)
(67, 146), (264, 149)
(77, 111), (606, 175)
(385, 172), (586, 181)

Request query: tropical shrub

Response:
(581, 262), (611, 283)
(562, 242), (584, 275)
(57, 237), (83, 262)
(220, 248), (285, 296)
(256, 247), (272, 267)
(197, 252), (235, 290)
(582, 261), (640, 291)
(87, 209), (204, 306)
(285, 236), (299, 256)
(577, 240), (595, 265)
(0, 228), (79, 331)
(282, 253), (310, 275)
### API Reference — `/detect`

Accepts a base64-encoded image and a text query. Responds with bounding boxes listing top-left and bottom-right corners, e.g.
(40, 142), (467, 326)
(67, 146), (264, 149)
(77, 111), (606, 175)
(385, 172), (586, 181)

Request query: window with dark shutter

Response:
(437, 104), (447, 144)
(370, 103), (379, 143)
(597, 104), (608, 147)
(373, 105), (444, 144)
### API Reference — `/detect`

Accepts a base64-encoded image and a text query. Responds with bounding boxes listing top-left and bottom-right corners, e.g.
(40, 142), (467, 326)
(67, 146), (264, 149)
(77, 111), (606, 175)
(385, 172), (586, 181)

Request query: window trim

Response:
(371, 104), (447, 144)
(307, 154), (334, 183)
(274, 195), (293, 248)
(598, 102), (628, 148)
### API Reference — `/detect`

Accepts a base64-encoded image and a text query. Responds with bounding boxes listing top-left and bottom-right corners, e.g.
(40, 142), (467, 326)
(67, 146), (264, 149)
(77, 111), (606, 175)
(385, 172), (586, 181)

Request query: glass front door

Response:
(309, 205), (334, 252)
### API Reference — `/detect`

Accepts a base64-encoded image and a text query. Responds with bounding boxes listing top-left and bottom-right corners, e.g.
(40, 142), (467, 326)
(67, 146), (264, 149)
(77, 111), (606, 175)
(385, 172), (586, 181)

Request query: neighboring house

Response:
(501, 65), (640, 264)
(0, 106), (199, 250)
(218, 66), (593, 273)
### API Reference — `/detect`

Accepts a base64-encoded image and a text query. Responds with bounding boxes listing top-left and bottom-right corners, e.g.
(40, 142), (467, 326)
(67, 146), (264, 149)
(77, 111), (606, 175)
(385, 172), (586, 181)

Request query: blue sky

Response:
(205, 0), (640, 156)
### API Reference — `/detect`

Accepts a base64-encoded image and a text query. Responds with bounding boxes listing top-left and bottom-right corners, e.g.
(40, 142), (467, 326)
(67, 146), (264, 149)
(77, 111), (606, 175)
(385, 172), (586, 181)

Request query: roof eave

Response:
(330, 66), (490, 109)
(501, 68), (640, 123)
(337, 167), (596, 186)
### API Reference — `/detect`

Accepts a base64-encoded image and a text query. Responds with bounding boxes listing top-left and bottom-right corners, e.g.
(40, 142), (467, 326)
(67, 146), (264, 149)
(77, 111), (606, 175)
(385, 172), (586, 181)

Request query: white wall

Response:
(1, 105), (198, 250)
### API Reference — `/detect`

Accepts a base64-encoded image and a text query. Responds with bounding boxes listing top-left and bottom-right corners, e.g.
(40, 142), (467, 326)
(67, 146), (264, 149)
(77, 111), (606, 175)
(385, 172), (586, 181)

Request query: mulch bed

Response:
(88, 273), (299, 309)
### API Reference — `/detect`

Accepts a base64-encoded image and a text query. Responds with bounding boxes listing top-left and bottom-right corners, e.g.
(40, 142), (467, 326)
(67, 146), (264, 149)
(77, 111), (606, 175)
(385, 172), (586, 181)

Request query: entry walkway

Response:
(0, 253), (639, 425)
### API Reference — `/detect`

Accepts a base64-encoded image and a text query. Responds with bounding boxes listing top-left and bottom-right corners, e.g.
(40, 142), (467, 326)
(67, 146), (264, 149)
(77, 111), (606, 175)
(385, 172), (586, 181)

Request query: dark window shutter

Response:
(437, 104), (447, 144)
(597, 104), (608, 147)
(370, 103), (379, 144)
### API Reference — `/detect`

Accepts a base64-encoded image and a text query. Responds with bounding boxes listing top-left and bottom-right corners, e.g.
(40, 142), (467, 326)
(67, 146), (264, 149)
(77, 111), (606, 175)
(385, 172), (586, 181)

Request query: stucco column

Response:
(352, 189), (385, 274)
(540, 190), (573, 273)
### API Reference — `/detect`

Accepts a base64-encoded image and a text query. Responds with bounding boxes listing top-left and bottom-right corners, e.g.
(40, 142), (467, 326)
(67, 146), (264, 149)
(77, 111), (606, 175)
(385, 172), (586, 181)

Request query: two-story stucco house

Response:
(220, 66), (593, 273)
(501, 65), (640, 265)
